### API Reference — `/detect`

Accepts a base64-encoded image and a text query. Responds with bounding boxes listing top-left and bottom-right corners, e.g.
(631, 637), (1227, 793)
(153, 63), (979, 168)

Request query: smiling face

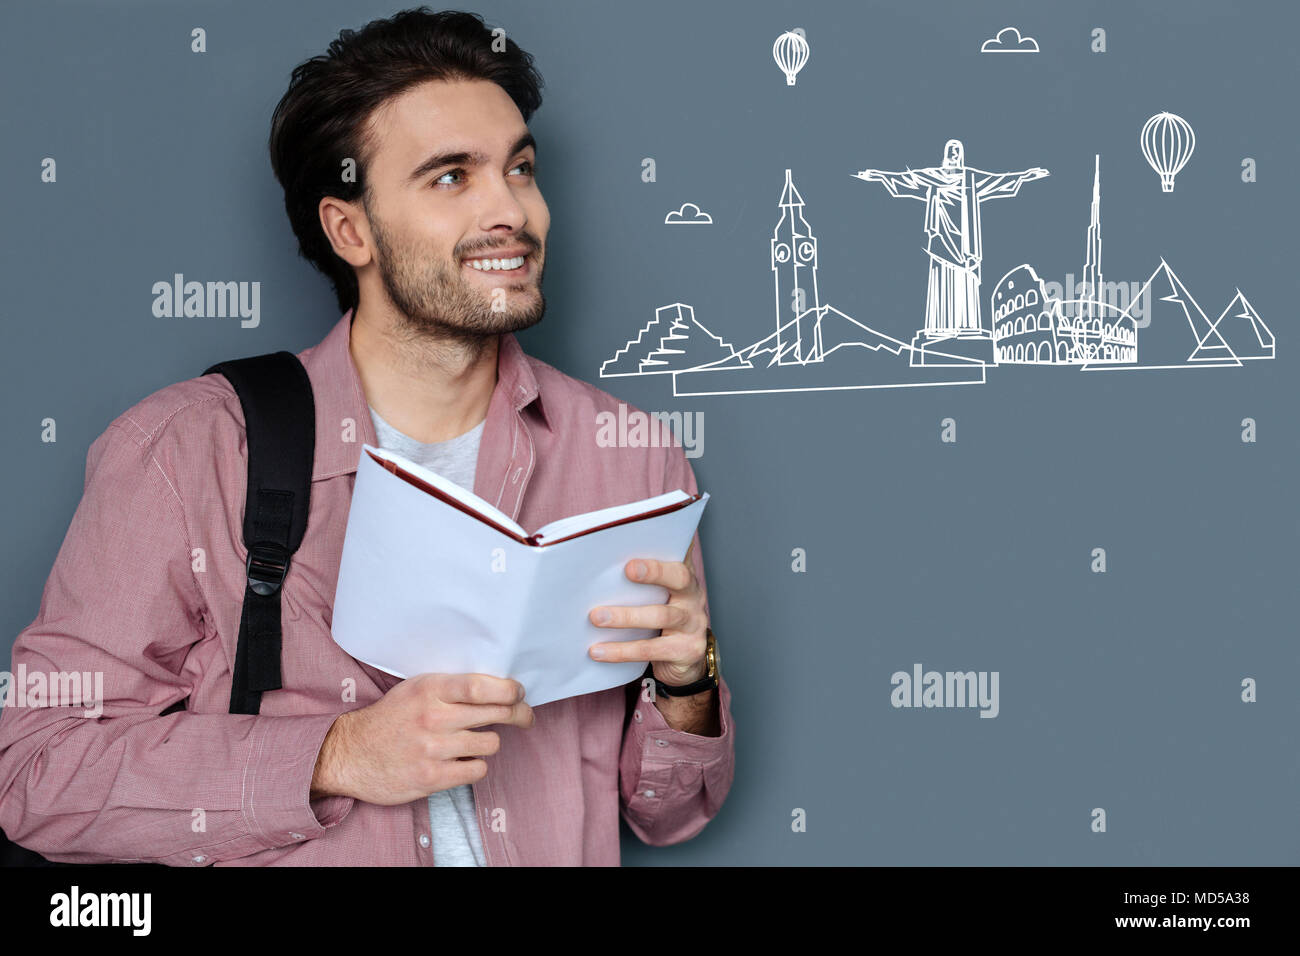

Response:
(349, 77), (550, 340)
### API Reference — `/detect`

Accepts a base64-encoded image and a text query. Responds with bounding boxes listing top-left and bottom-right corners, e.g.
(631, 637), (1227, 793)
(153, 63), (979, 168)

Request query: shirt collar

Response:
(302, 309), (549, 481)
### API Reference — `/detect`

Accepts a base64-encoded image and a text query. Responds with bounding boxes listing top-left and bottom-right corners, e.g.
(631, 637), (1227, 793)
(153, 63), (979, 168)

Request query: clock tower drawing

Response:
(771, 169), (824, 364)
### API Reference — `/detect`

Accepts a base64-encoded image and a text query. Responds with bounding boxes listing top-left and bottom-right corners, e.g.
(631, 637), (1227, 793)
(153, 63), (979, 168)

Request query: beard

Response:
(366, 202), (547, 352)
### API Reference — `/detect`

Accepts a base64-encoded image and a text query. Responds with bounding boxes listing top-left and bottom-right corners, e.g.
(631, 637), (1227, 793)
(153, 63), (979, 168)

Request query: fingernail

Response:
(631, 561), (647, 579)
(594, 609), (611, 624)
(590, 645), (607, 660)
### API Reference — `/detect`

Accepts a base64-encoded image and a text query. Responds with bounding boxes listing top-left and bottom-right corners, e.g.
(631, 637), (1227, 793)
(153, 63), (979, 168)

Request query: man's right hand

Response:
(310, 673), (534, 805)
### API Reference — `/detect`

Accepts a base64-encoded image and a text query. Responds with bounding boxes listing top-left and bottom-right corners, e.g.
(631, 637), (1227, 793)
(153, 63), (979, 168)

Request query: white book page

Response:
(332, 450), (543, 690)
(533, 489), (693, 544)
(332, 452), (711, 706)
(363, 444), (528, 539)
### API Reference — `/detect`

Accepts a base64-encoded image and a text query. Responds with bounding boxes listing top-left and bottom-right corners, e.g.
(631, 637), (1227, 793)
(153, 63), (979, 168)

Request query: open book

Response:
(330, 444), (709, 706)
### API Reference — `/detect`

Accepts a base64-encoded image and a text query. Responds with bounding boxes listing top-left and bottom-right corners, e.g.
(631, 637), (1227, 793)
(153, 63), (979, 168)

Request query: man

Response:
(0, 8), (733, 866)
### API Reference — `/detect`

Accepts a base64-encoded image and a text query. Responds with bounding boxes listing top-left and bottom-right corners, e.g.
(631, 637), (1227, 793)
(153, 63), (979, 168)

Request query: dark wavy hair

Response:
(268, 8), (545, 314)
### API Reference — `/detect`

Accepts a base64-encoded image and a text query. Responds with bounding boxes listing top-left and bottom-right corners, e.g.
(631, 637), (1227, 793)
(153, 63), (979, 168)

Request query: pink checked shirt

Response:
(0, 310), (734, 865)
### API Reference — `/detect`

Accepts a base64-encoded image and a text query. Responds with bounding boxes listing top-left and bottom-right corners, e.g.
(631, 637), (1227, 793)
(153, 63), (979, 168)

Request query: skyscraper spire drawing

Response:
(1081, 154), (1103, 319)
(603, 158), (1271, 394)
(770, 169), (823, 364)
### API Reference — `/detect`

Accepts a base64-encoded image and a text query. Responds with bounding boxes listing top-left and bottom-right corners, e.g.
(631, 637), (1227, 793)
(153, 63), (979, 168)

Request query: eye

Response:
(433, 168), (466, 187)
(511, 159), (536, 177)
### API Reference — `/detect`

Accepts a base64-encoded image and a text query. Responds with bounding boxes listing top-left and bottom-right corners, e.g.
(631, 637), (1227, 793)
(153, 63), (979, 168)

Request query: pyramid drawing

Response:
(604, 164), (1274, 393)
(1208, 291), (1274, 360)
(1088, 260), (1240, 369)
(601, 303), (740, 376)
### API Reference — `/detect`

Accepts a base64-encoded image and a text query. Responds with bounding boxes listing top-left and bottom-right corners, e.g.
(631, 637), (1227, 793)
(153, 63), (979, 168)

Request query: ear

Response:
(320, 195), (372, 269)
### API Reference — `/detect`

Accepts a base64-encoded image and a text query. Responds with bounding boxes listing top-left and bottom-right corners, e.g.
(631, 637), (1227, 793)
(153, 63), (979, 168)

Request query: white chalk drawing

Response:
(855, 140), (1048, 366)
(992, 155), (1136, 366)
(602, 303), (738, 376)
(1212, 291), (1274, 361)
(997, 154), (1273, 372)
(664, 202), (712, 225)
(1141, 111), (1195, 192)
(604, 168), (987, 397)
(773, 30), (809, 85)
(981, 27), (1040, 53)
(1074, 260), (1274, 371)
(602, 154), (1272, 396)
(992, 264), (1139, 366)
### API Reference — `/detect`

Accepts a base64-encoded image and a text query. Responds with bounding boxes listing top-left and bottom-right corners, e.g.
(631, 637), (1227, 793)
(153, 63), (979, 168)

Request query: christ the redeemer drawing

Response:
(855, 140), (1048, 341)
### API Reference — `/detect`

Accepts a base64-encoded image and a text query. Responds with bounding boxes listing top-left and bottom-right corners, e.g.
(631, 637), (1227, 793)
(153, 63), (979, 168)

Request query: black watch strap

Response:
(648, 668), (718, 698)
(644, 671), (717, 697)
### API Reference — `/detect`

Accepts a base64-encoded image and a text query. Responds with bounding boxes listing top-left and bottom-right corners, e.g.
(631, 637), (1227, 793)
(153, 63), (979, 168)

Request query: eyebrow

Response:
(406, 132), (536, 185)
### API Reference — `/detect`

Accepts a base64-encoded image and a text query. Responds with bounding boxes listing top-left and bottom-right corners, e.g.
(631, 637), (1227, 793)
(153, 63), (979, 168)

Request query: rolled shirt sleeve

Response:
(620, 676), (734, 846)
(0, 421), (353, 864)
(618, 441), (735, 846)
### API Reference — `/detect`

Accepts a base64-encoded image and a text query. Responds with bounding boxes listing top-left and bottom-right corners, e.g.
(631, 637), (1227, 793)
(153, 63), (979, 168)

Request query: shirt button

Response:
(192, 854), (207, 864)
(290, 832), (304, 840)
(419, 834), (431, 848)
(642, 790), (656, 798)
(655, 739), (669, 747)
(633, 710), (643, 723)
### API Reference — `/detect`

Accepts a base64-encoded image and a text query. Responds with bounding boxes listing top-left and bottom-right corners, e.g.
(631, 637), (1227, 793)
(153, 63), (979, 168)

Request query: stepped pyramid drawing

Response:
(601, 303), (740, 376)
(1209, 291), (1274, 360)
(602, 166), (1273, 396)
(603, 168), (987, 395)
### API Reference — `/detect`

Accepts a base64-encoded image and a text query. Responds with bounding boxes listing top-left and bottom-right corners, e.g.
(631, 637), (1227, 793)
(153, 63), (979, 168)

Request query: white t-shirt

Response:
(368, 406), (488, 867)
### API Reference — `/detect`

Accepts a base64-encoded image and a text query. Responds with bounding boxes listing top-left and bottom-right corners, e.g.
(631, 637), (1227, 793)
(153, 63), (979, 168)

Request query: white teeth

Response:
(467, 255), (525, 271)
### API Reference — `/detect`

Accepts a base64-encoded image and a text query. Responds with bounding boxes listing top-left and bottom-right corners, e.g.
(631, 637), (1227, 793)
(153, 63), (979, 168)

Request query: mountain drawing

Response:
(602, 164), (1274, 397)
(671, 303), (985, 395)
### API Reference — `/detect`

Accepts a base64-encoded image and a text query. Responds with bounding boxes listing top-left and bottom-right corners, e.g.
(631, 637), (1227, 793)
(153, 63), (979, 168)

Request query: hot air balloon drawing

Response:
(772, 31), (809, 86)
(1140, 111), (1196, 193)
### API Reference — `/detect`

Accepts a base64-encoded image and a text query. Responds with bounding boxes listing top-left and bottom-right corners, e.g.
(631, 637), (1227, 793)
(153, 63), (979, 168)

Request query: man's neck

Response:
(348, 305), (499, 445)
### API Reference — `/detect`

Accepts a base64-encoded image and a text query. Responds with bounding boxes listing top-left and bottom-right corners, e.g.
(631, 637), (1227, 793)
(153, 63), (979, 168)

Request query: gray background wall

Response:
(2, 0), (1295, 864)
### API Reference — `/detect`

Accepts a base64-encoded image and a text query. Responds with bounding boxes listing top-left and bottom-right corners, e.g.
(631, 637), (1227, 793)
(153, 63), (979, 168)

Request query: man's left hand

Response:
(587, 542), (707, 686)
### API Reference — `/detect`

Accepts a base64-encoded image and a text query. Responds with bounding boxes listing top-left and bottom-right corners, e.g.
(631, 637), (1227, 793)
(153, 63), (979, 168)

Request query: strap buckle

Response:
(246, 542), (290, 596)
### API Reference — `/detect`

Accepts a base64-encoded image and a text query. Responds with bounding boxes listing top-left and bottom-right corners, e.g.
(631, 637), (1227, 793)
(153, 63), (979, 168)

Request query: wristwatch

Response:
(647, 627), (719, 697)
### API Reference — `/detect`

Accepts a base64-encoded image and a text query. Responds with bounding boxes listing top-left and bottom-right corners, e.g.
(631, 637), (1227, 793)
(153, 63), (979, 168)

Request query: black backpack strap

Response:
(0, 353), (314, 867)
(202, 351), (315, 716)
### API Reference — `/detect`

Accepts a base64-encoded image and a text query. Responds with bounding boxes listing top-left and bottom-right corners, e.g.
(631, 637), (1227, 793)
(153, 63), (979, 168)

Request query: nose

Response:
(472, 171), (530, 234)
